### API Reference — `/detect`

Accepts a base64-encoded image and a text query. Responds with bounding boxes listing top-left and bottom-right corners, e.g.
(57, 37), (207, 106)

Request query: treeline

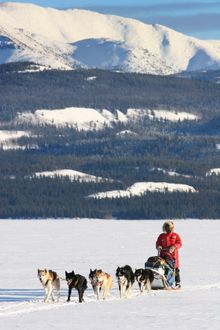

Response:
(0, 119), (220, 219)
(175, 69), (220, 84)
(1, 63), (220, 120)
(0, 145), (219, 182)
(0, 176), (220, 218)
(1, 63), (220, 218)
(2, 122), (220, 162)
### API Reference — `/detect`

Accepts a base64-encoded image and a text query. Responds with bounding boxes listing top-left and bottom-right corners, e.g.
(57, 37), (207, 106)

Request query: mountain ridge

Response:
(1, 2), (220, 74)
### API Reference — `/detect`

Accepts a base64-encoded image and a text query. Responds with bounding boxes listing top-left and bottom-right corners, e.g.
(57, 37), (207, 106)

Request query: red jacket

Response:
(156, 232), (182, 268)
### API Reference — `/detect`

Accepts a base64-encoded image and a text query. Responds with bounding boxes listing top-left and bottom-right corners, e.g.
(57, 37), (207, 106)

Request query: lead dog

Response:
(95, 269), (113, 300)
(116, 265), (135, 298)
(134, 268), (154, 293)
(37, 269), (60, 303)
(65, 270), (87, 303)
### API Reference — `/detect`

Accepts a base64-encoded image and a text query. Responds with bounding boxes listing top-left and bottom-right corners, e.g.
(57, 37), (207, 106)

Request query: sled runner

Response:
(144, 256), (176, 290)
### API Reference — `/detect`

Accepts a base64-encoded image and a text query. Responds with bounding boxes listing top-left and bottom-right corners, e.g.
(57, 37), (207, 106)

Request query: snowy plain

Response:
(0, 219), (219, 330)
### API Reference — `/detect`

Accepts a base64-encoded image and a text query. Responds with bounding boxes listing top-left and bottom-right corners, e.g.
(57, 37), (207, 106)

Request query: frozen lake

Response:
(0, 219), (219, 329)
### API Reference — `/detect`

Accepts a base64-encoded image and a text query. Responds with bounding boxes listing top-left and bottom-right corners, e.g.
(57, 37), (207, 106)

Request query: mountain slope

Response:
(1, 2), (220, 74)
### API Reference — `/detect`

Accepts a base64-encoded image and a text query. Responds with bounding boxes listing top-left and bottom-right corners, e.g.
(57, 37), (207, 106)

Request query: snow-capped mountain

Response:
(1, 2), (220, 74)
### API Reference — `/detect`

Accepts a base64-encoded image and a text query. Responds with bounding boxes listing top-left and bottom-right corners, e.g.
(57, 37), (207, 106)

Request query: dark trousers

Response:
(175, 268), (180, 284)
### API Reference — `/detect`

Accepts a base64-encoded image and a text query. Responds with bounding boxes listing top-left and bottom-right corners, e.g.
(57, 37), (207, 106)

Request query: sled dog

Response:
(116, 265), (135, 298)
(37, 268), (60, 303)
(135, 268), (154, 293)
(95, 269), (113, 300)
(65, 270), (87, 303)
(89, 269), (101, 300)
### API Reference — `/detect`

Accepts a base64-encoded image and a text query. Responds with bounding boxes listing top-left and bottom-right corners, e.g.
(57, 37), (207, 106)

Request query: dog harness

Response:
(98, 273), (110, 287)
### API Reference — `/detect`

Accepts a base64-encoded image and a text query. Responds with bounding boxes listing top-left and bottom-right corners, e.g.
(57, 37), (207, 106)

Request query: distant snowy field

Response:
(16, 107), (199, 131)
(0, 219), (220, 329)
(89, 182), (197, 198)
(34, 169), (108, 183)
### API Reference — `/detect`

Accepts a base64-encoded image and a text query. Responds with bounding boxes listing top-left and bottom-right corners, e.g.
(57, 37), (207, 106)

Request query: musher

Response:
(156, 220), (182, 288)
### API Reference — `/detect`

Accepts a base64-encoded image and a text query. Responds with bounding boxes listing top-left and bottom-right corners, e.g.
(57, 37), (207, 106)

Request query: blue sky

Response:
(1, 0), (220, 39)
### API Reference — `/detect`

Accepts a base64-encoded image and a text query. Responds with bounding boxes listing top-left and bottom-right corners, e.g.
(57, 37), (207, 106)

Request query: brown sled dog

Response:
(38, 269), (60, 303)
(95, 269), (113, 300)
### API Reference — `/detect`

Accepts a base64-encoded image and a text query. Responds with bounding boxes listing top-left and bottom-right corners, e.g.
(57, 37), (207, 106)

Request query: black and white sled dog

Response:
(134, 268), (154, 293)
(65, 270), (87, 303)
(37, 268), (60, 303)
(116, 265), (135, 298)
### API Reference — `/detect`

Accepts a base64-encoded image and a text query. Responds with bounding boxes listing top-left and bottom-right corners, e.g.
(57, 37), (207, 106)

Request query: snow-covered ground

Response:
(34, 169), (108, 183)
(17, 64), (47, 73)
(0, 219), (219, 330)
(0, 130), (30, 150)
(116, 130), (138, 137)
(147, 110), (199, 122)
(206, 168), (220, 176)
(16, 107), (199, 130)
(152, 168), (193, 179)
(1, 3), (220, 73)
(16, 108), (127, 130)
(89, 182), (197, 199)
(127, 108), (199, 122)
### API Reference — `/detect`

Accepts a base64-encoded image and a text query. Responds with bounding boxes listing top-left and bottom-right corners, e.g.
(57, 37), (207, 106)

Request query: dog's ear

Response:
(65, 271), (67, 276)
(44, 268), (47, 273)
(72, 270), (75, 274)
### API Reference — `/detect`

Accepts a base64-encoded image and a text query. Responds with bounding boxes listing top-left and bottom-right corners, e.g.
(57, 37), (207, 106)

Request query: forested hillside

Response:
(1, 63), (220, 120)
(1, 63), (220, 218)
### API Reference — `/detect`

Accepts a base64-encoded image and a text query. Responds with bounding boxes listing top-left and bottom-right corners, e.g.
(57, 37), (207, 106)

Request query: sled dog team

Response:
(37, 265), (154, 303)
(38, 221), (182, 303)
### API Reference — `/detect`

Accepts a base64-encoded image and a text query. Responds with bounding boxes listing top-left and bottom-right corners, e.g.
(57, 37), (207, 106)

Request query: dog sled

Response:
(144, 256), (176, 290)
